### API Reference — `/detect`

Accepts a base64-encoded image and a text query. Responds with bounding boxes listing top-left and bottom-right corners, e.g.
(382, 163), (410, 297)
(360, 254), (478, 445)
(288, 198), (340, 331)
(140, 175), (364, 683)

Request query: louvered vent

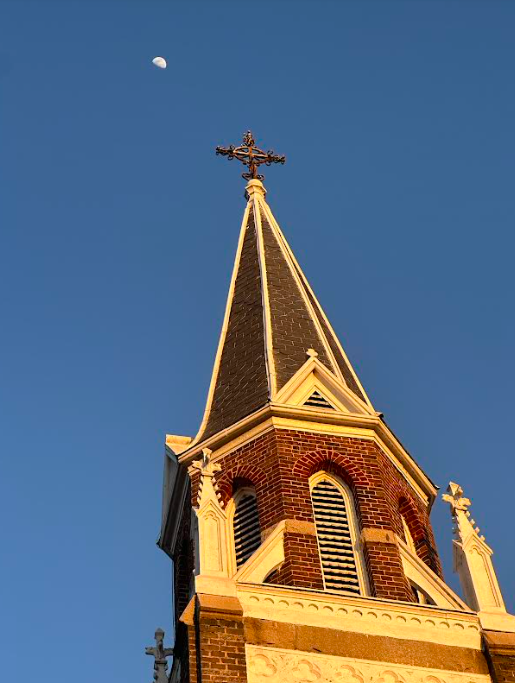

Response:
(311, 480), (361, 594)
(233, 493), (261, 568)
(303, 391), (334, 410)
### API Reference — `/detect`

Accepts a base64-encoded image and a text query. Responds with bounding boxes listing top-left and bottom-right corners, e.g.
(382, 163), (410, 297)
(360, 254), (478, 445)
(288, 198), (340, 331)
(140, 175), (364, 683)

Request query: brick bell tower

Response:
(156, 132), (515, 683)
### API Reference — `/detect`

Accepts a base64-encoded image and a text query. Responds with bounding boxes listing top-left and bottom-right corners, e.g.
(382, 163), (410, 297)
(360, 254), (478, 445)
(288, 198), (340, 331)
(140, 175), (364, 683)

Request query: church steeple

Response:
(196, 167), (371, 443)
(158, 132), (515, 683)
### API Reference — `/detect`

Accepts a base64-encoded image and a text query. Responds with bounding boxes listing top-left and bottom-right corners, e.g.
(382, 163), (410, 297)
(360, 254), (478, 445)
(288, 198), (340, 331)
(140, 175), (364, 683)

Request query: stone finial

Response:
(190, 448), (221, 479)
(443, 481), (514, 629)
(189, 448), (223, 508)
(306, 348), (319, 359)
(442, 482), (471, 513)
(443, 482), (485, 543)
(145, 628), (173, 683)
(189, 448), (230, 581)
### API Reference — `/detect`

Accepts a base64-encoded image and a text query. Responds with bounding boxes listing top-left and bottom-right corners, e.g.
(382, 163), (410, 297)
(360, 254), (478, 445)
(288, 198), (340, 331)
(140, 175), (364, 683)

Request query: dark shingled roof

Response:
(200, 207), (270, 440)
(196, 184), (370, 442)
(260, 210), (333, 388)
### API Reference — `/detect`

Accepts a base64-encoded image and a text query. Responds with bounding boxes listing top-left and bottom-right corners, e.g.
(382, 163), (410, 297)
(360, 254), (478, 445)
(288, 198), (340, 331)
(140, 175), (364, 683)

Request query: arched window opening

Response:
(310, 473), (367, 596)
(232, 488), (261, 569)
(401, 515), (417, 554)
(410, 580), (436, 606)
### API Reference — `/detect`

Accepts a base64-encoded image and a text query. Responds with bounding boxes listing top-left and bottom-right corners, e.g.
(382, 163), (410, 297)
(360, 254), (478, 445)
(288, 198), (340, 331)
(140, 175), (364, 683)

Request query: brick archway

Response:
(292, 449), (378, 529)
(216, 462), (268, 507)
(293, 449), (373, 489)
(399, 495), (441, 574)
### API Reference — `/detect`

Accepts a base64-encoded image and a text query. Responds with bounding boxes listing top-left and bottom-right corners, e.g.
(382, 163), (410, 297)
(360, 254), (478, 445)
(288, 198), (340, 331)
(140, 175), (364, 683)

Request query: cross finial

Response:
(145, 628), (173, 683)
(216, 130), (285, 181)
(442, 481), (471, 514)
(190, 447), (221, 479)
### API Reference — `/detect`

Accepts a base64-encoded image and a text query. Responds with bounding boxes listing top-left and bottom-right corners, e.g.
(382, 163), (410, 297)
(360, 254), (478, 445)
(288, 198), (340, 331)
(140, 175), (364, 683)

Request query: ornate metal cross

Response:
(145, 628), (174, 683)
(216, 130), (285, 181)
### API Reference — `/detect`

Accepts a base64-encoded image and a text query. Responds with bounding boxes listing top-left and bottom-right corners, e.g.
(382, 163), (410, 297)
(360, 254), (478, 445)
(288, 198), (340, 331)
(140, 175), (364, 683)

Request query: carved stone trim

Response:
(245, 645), (492, 683)
(237, 584), (482, 650)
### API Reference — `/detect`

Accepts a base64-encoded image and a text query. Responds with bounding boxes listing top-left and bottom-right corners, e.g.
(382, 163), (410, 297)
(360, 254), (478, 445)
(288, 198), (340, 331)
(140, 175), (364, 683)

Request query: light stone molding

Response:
(178, 404), (436, 506)
(443, 482), (515, 631)
(165, 434), (192, 455)
(237, 584), (482, 650)
(397, 537), (468, 610)
(245, 645), (492, 683)
(361, 528), (396, 545)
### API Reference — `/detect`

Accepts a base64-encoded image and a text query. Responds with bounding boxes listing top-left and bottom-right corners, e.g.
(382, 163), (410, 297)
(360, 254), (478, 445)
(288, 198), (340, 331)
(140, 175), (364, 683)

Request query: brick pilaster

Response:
(196, 594), (248, 683)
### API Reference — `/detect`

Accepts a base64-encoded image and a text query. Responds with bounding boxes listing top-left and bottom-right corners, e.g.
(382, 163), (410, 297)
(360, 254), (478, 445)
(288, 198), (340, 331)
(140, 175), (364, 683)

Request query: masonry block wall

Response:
(188, 426), (442, 603)
(485, 632), (515, 683)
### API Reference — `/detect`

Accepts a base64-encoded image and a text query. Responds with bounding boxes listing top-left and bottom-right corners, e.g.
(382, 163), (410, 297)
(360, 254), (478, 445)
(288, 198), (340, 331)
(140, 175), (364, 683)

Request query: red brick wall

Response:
(186, 624), (197, 683)
(263, 531), (324, 590)
(488, 654), (515, 683)
(488, 655), (515, 683)
(399, 495), (442, 575)
(196, 614), (247, 682)
(484, 632), (515, 683)
(188, 427), (442, 602)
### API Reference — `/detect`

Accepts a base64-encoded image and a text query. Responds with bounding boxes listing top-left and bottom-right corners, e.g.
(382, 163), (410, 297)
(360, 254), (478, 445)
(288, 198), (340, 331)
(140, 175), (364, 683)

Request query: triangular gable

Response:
(274, 353), (374, 417)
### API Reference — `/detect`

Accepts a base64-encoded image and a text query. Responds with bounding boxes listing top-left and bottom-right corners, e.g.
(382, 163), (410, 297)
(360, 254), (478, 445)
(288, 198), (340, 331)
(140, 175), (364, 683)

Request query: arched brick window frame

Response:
(292, 449), (378, 530)
(225, 486), (261, 574)
(398, 496), (441, 575)
(215, 463), (268, 577)
(309, 471), (369, 596)
(215, 463), (268, 508)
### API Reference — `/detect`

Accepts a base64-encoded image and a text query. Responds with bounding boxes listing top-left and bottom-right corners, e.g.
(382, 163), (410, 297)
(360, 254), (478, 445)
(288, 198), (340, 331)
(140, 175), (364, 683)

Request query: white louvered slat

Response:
(233, 493), (261, 568)
(312, 480), (361, 594)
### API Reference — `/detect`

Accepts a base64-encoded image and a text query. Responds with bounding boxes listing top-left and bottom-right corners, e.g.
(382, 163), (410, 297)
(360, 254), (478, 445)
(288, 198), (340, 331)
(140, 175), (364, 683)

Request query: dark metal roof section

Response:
(260, 209), (333, 388)
(196, 182), (371, 444)
(200, 207), (270, 441)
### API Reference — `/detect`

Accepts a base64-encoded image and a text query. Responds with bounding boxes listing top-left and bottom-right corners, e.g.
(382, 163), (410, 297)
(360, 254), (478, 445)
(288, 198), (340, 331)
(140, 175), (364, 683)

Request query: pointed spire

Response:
(196, 175), (371, 442)
(443, 481), (515, 631)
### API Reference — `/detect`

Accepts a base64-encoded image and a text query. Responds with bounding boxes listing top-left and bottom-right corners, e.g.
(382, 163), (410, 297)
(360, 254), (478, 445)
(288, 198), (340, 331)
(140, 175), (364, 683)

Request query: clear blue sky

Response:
(1, 1), (514, 681)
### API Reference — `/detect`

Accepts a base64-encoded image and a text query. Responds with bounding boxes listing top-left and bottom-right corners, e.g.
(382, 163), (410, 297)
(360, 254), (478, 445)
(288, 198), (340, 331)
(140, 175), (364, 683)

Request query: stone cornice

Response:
(236, 582), (481, 650)
(177, 403), (437, 506)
